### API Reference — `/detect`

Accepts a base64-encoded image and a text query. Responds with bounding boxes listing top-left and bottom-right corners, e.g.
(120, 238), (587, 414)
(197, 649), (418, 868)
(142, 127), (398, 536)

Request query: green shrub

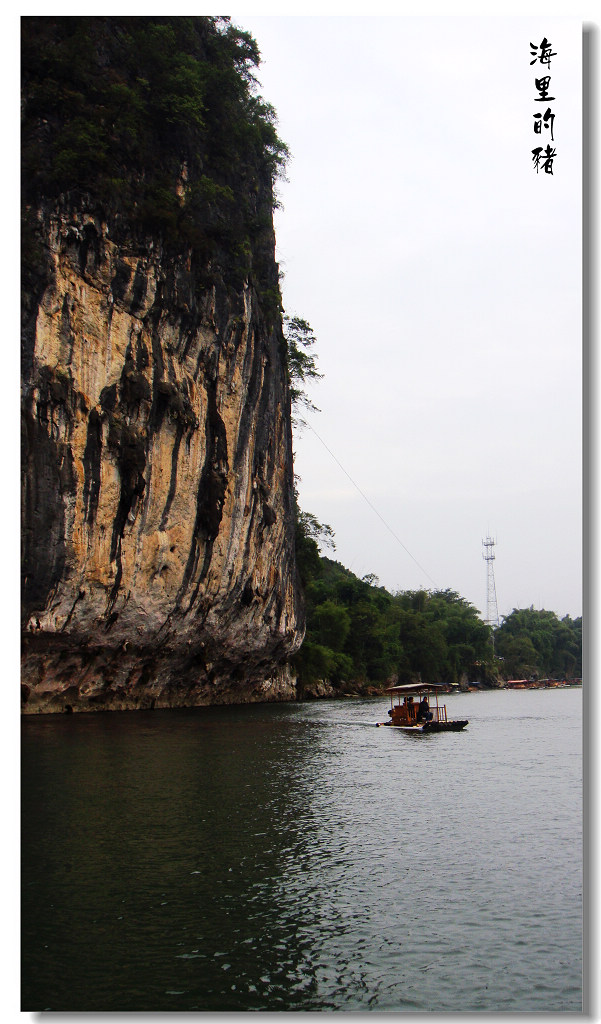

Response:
(21, 16), (288, 294)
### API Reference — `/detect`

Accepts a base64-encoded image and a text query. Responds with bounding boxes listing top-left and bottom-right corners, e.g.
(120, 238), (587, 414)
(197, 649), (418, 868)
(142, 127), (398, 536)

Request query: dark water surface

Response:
(21, 688), (582, 1012)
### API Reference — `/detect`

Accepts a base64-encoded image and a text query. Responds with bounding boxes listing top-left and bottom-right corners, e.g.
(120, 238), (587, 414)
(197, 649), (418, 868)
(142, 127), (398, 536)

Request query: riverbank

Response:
(332, 678), (582, 700)
(489, 678), (582, 691)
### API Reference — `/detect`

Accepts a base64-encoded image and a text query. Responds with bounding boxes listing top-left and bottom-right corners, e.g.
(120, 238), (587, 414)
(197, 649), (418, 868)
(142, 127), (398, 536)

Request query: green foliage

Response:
(495, 607), (582, 679)
(293, 494), (334, 589)
(21, 16), (288, 292)
(296, 641), (354, 687)
(283, 316), (322, 419)
(397, 611), (448, 682)
(292, 502), (498, 689)
(313, 600), (351, 650)
(394, 588), (493, 684)
(293, 556), (405, 689)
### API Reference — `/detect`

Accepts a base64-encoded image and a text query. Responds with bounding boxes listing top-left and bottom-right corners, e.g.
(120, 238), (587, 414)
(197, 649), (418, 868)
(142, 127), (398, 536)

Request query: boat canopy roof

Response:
(385, 683), (448, 695)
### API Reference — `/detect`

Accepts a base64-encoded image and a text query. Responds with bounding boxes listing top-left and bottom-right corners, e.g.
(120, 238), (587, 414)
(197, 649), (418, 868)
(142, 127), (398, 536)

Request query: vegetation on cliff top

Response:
(21, 16), (288, 293)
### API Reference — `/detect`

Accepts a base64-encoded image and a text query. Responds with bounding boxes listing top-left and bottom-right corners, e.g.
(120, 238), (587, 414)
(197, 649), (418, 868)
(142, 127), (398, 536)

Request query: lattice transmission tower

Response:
(482, 536), (500, 629)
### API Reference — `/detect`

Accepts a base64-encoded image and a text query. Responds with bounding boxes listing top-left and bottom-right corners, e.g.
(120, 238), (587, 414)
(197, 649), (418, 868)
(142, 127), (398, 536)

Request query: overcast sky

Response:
(235, 14), (583, 621)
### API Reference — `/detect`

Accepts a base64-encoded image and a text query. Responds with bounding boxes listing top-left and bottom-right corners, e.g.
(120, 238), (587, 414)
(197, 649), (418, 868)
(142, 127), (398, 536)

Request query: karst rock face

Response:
(21, 199), (304, 713)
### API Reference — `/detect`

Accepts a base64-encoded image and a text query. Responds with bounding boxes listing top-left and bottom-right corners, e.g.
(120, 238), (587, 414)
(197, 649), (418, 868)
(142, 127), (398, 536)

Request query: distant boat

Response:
(376, 683), (469, 732)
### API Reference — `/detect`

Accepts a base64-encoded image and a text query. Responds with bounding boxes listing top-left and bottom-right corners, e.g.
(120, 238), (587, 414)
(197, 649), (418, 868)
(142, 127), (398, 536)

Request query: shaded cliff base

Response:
(21, 636), (311, 714)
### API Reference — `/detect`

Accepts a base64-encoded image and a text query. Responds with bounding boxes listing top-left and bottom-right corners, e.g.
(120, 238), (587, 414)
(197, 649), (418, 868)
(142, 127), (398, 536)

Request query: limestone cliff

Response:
(21, 17), (304, 713)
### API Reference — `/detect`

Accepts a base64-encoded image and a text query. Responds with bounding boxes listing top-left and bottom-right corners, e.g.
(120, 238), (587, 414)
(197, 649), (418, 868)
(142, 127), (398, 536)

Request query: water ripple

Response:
(22, 689), (582, 1011)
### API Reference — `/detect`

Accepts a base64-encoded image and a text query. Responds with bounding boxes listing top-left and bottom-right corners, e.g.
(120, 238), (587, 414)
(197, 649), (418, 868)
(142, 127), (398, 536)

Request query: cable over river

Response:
(21, 687), (582, 1012)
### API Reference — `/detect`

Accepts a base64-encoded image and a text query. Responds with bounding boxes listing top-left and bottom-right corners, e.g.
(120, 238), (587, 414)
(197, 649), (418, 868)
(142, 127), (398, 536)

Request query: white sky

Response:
(236, 14), (583, 621)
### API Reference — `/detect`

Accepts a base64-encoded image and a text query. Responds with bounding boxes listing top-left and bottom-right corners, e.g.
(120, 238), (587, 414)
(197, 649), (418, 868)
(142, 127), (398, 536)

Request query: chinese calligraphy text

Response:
(530, 38), (557, 175)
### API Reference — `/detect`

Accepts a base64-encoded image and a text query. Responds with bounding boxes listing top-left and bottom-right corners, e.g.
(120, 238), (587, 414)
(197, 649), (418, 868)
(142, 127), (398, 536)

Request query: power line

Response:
(304, 422), (438, 588)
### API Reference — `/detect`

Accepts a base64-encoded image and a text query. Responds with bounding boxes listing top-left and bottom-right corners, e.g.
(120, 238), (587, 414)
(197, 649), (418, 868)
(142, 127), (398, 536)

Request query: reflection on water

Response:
(22, 689), (582, 1011)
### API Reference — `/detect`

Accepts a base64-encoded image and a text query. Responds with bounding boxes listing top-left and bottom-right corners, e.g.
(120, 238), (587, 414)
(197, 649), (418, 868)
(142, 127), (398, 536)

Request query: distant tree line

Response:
(292, 509), (582, 692)
(495, 607), (582, 680)
(292, 511), (494, 691)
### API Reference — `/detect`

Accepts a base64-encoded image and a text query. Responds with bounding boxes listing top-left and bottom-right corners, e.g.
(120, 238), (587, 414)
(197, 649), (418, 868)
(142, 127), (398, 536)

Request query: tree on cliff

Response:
(283, 315), (322, 425)
(284, 313), (333, 589)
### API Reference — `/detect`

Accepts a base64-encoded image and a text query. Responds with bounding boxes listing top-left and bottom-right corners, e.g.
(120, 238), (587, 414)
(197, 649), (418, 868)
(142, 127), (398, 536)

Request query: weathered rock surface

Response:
(21, 201), (304, 713)
(298, 679), (336, 700)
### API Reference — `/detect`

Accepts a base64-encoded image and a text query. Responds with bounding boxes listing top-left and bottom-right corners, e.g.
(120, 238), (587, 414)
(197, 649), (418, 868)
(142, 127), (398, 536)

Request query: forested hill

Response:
(293, 537), (582, 693)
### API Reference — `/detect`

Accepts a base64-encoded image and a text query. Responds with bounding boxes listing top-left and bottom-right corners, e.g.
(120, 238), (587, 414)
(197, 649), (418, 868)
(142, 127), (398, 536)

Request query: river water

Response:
(21, 687), (582, 1012)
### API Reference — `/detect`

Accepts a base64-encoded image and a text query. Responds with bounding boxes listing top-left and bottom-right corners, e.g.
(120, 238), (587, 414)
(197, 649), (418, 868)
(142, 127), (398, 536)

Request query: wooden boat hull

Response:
(422, 719), (468, 732)
(377, 719), (468, 732)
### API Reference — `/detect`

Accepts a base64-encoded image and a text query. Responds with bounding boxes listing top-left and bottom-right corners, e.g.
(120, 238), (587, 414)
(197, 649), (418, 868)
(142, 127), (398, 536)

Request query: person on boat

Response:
(417, 696), (433, 722)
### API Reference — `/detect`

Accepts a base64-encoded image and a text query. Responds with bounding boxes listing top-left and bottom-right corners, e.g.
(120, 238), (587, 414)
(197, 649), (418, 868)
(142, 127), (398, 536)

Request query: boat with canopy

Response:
(377, 682), (469, 732)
